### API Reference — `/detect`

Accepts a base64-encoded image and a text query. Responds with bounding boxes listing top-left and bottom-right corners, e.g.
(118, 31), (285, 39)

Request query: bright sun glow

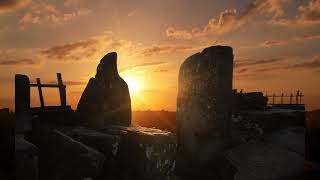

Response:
(124, 76), (140, 95)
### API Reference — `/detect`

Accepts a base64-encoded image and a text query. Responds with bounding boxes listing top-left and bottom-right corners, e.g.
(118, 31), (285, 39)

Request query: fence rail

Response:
(265, 90), (303, 105)
(30, 73), (67, 108)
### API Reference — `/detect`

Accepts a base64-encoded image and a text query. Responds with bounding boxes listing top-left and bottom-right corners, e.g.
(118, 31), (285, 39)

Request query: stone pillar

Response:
(15, 74), (32, 134)
(176, 46), (234, 178)
(77, 52), (131, 127)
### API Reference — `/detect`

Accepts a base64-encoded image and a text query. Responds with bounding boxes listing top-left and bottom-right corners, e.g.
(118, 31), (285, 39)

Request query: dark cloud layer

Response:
(167, 0), (288, 39)
(0, 58), (36, 65)
(140, 45), (194, 56)
(40, 32), (132, 62)
(234, 58), (283, 68)
(298, 0), (320, 23)
(0, 0), (30, 14)
(286, 59), (320, 69)
(48, 80), (87, 86)
(120, 62), (168, 72)
(41, 39), (98, 61)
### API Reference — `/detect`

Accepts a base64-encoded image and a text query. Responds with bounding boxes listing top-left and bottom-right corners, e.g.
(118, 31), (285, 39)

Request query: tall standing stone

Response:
(77, 52), (131, 127)
(176, 46), (234, 178)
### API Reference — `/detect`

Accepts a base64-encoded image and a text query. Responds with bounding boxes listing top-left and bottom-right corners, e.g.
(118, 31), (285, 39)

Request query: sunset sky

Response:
(0, 0), (319, 111)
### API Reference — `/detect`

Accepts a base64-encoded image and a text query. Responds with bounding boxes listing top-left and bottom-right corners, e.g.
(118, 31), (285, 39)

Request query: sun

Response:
(124, 76), (140, 95)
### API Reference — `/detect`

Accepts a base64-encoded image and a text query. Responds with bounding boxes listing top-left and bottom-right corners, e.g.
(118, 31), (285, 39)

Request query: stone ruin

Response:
(176, 46), (235, 179)
(77, 52), (131, 127)
(15, 52), (176, 180)
(13, 46), (305, 180)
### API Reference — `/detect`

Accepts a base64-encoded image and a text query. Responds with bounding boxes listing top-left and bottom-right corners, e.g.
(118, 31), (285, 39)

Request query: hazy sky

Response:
(0, 0), (319, 111)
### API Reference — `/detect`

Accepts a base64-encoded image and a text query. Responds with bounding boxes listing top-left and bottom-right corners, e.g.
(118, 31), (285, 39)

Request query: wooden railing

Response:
(265, 90), (303, 105)
(30, 73), (66, 108)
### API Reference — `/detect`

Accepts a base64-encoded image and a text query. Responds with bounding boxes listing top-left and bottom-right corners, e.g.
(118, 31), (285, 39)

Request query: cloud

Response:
(236, 68), (249, 73)
(0, 48), (42, 67)
(260, 40), (288, 47)
(297, 0), (320, 24)
(286, 59), (320, 69)
(166, 0), (289, 39)
(41, 32), (132, 62)
(0, 0), (30, 14)
(235, 56), (320, 75)
(258, 34), (320, 47)
(234, 58), (284, 68)
(270, 0), (320, 26)
(64, 0), (80, 7)
(120, 62), (168, 72)
(0, 58), (36, 66)
(48, 80), (86, 86)
(19, 1), (92, 25)
(41, 39), (98, 61)
(1, 32), (133, 66)
(140, 44), (195, 56)
(154, 69), (169, 73)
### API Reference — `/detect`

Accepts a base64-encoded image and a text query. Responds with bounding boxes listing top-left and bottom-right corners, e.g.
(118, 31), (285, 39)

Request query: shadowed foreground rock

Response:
(58, 125), (177, 180)
(15, 136), (39, 180)
(29, 125), (105, 180)
(77, 52), (131, 127)
(176, 46), (234, 179)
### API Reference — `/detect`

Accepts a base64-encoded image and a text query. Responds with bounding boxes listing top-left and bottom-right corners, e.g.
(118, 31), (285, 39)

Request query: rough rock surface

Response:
(56, 125), (176, 180)
(238, 109), (305, 132)
(77, 52), (131, 127)
(0, 108), (14, 172)
(233, 91), (267, 111)
(176, 46), (234, 178)
(102, 125), (177, 180)
(58, 126), (121, 179)
(226, 127), (305, 180)
(35, 128), (105, 180)
(15, 135), (39, 180)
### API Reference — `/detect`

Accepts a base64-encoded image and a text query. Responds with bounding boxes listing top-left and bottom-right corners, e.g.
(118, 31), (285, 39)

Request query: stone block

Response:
(102, 125), (177, 180)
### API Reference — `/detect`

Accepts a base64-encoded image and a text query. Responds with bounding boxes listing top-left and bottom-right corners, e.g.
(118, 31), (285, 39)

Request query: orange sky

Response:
(0, 0), (320, 111)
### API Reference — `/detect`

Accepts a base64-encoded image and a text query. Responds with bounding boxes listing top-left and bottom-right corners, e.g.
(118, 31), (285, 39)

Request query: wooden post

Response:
(36, 78), (45, 108)
(281, 93), (284, 104)
(15, 74), (32, 134)
(296, 90), (300, 104)
(272, 93), (275, 105)
(290, 93), (293, 104)
(57, 73), (66, 108)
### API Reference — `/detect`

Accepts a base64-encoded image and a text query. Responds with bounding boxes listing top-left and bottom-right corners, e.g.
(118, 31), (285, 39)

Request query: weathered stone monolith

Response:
(77, 52), (131, 127)
(176, 46), (234, 178)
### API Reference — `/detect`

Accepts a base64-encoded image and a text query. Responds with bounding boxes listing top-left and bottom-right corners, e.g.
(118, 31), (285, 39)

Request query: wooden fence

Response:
(265, 90), (303, 105)
(30, 73), (67, 109)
